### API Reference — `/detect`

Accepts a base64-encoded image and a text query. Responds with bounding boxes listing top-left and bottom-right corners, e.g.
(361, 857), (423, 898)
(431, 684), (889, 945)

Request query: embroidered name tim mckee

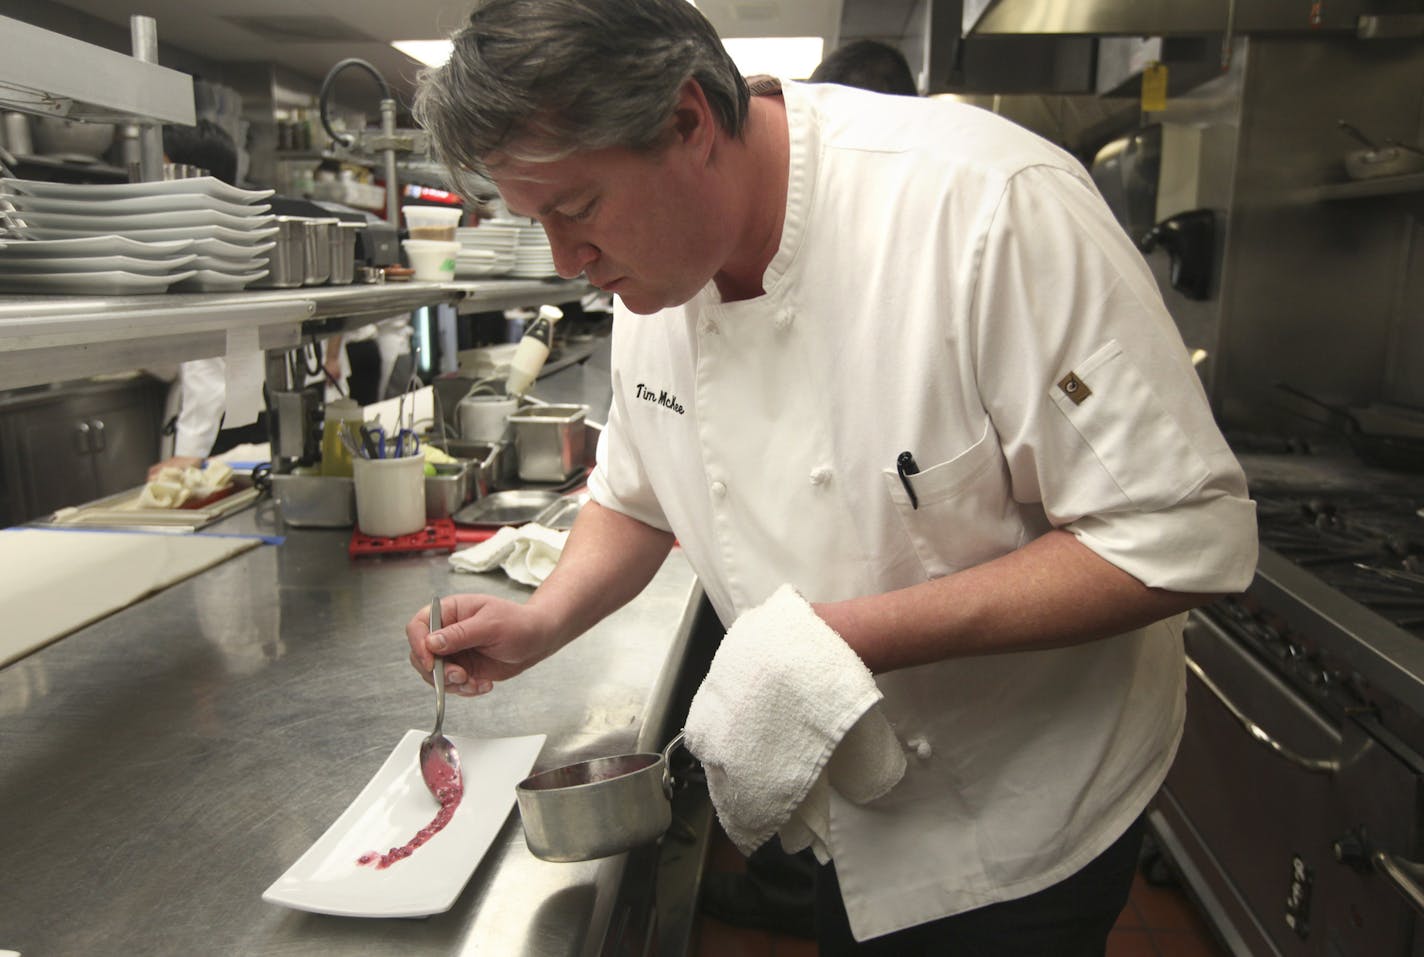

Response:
(634, 383), (685, 415)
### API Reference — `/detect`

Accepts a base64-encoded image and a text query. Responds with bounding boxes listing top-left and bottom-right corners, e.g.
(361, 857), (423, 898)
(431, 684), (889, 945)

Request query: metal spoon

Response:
(418, 595), (463, 805)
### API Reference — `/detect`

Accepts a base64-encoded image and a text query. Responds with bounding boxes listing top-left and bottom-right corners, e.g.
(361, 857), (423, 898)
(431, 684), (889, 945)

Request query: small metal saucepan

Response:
(516, 731), (687, 862)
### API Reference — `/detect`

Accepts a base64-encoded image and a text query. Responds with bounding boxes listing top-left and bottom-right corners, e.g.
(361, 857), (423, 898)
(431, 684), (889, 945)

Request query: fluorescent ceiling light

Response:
(395, 31), (826, 79)
(722, 36), (824, 79)
(393, 40), (453, 67)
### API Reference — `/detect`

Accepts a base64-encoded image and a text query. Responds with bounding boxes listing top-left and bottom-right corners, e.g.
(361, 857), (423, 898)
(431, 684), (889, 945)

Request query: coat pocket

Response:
(881, 421), (1027, 578)
(1050, 340), (1211, 512)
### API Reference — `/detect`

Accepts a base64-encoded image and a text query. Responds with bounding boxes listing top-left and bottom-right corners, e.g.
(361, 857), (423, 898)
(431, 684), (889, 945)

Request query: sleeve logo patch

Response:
(1057, 371), (1092, 405)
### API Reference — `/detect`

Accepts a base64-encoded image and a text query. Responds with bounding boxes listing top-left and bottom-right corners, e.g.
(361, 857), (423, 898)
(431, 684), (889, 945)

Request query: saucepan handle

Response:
(660, 729), (688, 800)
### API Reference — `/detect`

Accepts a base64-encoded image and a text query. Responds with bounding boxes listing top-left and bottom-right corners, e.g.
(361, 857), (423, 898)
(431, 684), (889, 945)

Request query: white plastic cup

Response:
(353, 453), (427, 537)
(402, 239), (459, 281)
(403, 206), (462, 242)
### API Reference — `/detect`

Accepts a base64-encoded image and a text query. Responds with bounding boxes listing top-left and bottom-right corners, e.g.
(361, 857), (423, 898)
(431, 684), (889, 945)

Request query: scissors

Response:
(390, 428), (420, 458)
(360, 424), (419, 459)
(359, 424), (386, 459)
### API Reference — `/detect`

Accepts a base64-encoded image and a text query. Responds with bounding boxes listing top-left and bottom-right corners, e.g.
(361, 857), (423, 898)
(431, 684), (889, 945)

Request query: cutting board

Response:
(0, 527), (262, 667)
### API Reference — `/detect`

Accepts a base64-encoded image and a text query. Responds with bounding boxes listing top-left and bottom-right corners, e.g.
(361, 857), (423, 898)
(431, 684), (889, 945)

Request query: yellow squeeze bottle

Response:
(320, 397), (365, 476)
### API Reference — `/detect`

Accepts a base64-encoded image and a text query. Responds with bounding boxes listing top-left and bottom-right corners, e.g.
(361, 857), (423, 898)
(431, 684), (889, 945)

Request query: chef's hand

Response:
(406, 594), (564, 696)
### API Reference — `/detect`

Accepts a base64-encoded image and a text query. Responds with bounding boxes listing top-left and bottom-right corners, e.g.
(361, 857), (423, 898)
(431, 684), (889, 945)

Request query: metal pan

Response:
(515, 732), (687, 862)
(532, 492), (588, 531)
(1275, 383), (1424, 473)
(451, 489), (560, 527)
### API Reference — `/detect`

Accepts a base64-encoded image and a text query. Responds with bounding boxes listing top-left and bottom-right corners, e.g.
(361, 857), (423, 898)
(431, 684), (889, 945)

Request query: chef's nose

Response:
(544, 227), (598, 280)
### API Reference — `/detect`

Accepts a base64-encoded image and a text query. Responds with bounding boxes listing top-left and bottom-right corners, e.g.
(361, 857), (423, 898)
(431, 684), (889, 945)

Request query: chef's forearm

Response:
(527, 499), (676, 646)
(813, 528), (1215, 674)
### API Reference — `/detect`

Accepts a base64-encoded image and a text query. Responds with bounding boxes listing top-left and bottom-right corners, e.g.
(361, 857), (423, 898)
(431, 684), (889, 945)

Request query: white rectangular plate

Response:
(190, 254), (270, 273)
(262, 730), (546, 918)
(192, 237), (275, 259)
(7, 208), (274, 231)
(0, 253), (197, 275)
(16, 224), (279, 245)
(0, 269), (195, 295)
(1, 191), (270, 217)
(171, 268), (269, 292)
(0, 235), (194, 258)
(1, 175), (274, 205)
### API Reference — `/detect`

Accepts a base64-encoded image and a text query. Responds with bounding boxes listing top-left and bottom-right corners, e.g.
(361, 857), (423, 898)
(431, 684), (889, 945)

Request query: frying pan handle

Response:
(1273, 382), (1362, 432)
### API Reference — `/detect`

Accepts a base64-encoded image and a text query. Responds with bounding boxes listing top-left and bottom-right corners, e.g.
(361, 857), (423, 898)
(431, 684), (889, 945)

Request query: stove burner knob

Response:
(1333, 830), (1370, 869)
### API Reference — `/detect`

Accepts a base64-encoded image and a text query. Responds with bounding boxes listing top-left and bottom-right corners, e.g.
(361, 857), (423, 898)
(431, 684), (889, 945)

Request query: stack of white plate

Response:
(454, 222), (519, 278)
(0, 176), (277, 293)
(511, 221), (556, 278)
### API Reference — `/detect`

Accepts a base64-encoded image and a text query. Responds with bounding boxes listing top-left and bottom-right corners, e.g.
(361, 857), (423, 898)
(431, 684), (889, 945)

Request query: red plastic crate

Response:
(349, 519), (458, 557)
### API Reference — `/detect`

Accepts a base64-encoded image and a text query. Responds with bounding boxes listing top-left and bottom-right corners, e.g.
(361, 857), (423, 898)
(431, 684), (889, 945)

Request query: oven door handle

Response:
(1373, 850), (1424, 916)
(1184, 655), (1341, 774)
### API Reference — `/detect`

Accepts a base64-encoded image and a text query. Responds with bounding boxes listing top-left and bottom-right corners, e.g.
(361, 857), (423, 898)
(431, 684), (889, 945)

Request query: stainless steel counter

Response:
(0, 508), (702, 955)
(0, 339), (711, 955)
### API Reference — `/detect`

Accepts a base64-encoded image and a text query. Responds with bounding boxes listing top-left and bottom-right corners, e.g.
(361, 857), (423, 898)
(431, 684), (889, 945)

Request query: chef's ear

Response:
(668, 78), (717, 159)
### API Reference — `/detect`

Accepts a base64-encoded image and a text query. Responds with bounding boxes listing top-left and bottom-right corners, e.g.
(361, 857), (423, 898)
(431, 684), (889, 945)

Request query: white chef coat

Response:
(171, 355), (263, 458)
(587, 79), (1258, 940)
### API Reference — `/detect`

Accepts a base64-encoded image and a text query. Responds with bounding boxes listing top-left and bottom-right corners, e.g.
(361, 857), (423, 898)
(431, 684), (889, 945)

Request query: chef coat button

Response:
(809, 466), (833, 486)
(699, 317), (719, 335)
(906, 735), (932, 760)
(774, 307), (794, 330)
(710, 480), (727, 498)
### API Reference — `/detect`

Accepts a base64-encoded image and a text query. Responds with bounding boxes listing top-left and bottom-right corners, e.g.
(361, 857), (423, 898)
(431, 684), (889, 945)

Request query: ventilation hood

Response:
(963, 0), (1424, 37)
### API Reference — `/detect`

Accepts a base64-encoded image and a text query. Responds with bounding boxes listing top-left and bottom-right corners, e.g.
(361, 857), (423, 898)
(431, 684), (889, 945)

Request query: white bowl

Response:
(402, 239), (459, 281)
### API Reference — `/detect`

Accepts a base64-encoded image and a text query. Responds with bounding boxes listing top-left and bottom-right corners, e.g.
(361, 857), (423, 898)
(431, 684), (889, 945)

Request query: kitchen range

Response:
(1154, 438), (1424, 957)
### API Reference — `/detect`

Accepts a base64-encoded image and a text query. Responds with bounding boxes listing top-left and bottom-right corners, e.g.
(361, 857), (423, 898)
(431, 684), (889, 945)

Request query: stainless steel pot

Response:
(516, 731), (685, 862)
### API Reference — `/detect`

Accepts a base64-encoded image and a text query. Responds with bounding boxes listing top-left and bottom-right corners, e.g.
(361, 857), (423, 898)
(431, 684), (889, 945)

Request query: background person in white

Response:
(405, 1), (1259, 954)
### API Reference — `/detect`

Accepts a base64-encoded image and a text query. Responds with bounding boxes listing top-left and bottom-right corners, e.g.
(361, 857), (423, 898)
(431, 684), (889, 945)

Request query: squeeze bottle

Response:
(320, 397), (365, 476)
(505, 304), (563, 397)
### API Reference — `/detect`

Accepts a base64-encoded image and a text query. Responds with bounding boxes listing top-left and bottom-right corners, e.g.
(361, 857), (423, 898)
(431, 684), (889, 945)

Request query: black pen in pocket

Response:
(896, 451), (920, 509)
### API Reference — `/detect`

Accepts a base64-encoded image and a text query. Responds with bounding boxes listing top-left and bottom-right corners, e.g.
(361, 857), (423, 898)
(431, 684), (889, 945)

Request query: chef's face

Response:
(490, 134), (729, 315)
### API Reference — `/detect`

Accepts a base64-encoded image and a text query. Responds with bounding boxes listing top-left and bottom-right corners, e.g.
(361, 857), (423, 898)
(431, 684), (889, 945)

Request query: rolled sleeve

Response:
(972, 165), (1257, 594)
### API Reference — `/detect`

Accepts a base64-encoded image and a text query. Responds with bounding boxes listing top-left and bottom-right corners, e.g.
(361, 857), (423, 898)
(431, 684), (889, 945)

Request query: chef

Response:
(404, 1), (1259, 953)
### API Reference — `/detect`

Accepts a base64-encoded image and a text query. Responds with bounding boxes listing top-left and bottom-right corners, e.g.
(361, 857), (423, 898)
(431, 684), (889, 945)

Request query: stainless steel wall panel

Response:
(1210, 37), (1424, 429)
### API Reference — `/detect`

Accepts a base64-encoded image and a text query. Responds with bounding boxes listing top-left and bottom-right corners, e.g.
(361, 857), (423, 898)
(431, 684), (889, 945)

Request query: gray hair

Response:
(414, 0), (751, 184)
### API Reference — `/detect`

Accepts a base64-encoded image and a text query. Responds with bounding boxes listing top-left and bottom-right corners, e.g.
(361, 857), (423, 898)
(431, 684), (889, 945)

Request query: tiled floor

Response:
(694, 825), (1230, 957)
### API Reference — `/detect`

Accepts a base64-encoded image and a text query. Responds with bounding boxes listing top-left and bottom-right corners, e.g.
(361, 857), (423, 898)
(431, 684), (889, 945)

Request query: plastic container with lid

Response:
(403, 206), (462, 242)
(402, 239), (459, 281)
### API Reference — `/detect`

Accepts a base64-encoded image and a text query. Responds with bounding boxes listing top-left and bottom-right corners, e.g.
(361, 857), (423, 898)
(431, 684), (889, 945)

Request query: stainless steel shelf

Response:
(1286, 171), (1424, 203)
(0, 277), (592, 389)
(0, 14), (194, 125)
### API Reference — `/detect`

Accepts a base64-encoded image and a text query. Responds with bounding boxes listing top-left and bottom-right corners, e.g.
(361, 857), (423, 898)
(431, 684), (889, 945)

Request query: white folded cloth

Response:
(135, 462), (234, 509)
(684, 584), (907, 862)
(448, 522), (568, 586)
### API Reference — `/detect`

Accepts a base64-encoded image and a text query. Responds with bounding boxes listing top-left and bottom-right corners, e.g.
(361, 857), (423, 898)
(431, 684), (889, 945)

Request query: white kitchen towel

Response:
(134, 461), (235, 509)
(684, 584), (907, 860)
(448, 523), (568, 587)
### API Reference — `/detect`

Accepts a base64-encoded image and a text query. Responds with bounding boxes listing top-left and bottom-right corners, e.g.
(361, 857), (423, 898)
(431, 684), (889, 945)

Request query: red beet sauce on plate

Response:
(357, 754), (463, 869)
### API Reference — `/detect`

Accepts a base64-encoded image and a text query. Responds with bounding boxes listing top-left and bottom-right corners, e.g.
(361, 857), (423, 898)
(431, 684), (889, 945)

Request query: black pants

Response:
(211, 411), (269, 456)
(814, 815), (1144, 957)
